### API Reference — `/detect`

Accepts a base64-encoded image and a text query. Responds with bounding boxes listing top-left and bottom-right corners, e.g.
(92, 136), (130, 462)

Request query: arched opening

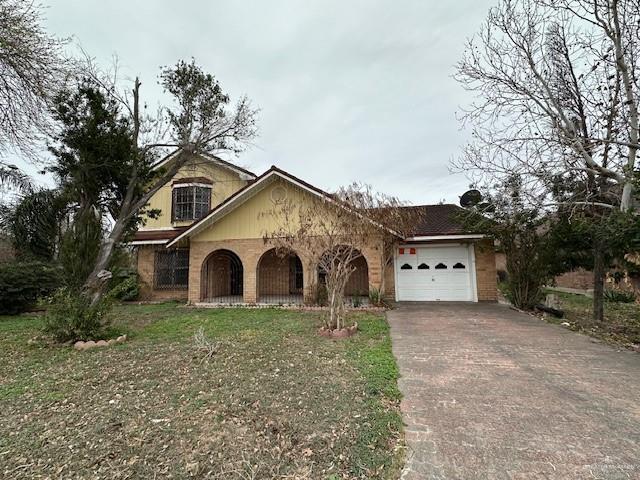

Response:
(257, 248), (304, 304)
(201, 249), (244, 303)
(317, 247), (369, 306)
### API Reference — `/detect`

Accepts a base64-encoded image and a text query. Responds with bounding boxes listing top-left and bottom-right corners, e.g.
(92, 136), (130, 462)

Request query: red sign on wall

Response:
(410, 248), (416, 254)
(399, 248), (405, 255)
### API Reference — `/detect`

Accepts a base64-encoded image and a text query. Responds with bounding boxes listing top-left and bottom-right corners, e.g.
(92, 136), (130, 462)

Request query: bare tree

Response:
(454, 0), (640, 320)
(0, 0), (69, 191)
(263, 183), (417, 330)
(454, 0), (639, 212)
(75, 60), (258, 305)
(0, 0), (68, 156)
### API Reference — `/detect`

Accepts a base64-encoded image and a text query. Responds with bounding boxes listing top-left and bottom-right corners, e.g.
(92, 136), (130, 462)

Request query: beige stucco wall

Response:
(192, 179), (318, 242)
(141, 156), (249, 229)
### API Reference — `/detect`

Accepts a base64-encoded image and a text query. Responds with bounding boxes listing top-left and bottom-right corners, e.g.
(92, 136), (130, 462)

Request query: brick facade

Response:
(474, 239), (498, 301)
(188, 238), (384, 304)
(555, 268), (593, 290)
(136, 245), (188, 301)
(136, 238), (497, 303)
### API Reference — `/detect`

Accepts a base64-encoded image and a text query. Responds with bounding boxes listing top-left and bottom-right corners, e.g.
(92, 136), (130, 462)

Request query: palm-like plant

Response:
(0, 163), (32, 193)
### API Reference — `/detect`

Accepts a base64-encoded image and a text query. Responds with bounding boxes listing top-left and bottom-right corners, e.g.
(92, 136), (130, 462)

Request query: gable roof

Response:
(153, 149), (257, 181)
(166, 165), (402, 247)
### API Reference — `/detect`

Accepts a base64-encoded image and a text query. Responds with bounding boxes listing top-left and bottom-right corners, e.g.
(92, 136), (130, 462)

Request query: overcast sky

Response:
(27, 0), (495, 205)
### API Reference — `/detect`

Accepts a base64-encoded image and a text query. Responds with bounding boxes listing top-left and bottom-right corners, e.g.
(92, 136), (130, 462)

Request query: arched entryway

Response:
(317, 247), (369, 306)
(201, 249), (244, 303)
(257, 248), (304, 304)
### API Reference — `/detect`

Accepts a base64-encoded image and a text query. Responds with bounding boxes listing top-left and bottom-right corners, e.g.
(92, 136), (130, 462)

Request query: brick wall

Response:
(189, 238), (385, 304)
(555, 268), (593, 290)
(137, 238), (497, 303)
(474, 239), (498, 301)
(257, 251), (291, 296)
(136, 245), (188, 301)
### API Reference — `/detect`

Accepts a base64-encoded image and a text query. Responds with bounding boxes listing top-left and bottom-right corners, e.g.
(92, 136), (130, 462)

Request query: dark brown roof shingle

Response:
(132, 227), (188, 242)
(399, 204), (470, 236)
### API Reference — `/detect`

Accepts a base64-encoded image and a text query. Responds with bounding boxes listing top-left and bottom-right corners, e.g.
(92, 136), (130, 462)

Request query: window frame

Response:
(154, 248), (189, 289)
(171, 184), (212, 222)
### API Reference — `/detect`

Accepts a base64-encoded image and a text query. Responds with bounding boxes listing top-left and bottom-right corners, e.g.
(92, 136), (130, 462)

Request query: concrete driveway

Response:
(388, 302), (640, 480)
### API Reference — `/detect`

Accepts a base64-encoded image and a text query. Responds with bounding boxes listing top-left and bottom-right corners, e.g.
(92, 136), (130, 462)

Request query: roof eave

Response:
(152, 149), (256, 180)
(404, 234), (486, 241)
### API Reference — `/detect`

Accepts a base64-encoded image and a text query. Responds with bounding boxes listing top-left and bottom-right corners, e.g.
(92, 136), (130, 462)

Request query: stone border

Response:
(74, 335), (127, 351)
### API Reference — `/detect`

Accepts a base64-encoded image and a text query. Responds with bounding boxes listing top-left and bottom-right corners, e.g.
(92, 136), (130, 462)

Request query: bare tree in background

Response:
(264, 183), (417, 330)
(454, 0), (639, 211)
(454, 0), (640, 320)
(0, 0), (68, 188)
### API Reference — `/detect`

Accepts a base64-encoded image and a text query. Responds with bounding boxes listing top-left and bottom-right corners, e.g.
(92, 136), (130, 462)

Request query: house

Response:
(131, 152), (497, 304)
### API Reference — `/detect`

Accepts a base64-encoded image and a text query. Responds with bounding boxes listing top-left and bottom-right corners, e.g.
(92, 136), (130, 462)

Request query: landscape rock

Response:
(84, 340), (97, 349)
(73, 341), (85, 351)
(96, 340), (109, 347)
(560, 322), (571, 327)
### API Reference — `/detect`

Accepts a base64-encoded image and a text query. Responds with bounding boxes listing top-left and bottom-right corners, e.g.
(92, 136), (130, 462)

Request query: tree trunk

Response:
(592, 243), (605, 322)
(83, 218), (127, 306)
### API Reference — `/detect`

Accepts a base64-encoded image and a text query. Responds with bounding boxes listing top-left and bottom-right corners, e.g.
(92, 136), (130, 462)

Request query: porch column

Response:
(188, 242), (206, 304)
(301, 254), (318, 305)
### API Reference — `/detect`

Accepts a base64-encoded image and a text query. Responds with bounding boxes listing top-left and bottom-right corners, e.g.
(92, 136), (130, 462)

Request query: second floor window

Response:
(172, 185), (211, 221)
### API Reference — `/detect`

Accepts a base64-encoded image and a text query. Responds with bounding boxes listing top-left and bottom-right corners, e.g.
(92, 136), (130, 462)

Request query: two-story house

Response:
(131, 151), (497, 304)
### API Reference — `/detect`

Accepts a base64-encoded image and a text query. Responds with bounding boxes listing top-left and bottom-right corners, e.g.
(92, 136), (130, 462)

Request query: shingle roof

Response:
(132, 227), (188, 242)
(399, 204), (469, 236)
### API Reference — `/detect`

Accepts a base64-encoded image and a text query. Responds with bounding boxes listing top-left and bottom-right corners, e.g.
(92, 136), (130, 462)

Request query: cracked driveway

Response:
(388, 302), (640, 480)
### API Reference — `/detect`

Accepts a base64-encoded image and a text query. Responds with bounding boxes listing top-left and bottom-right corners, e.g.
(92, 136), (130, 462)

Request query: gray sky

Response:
(30, 0), (495, 205)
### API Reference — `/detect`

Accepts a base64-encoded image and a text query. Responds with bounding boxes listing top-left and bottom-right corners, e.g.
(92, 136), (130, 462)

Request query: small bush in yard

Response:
(0, 260), (61, 314)
(43, 288), (111, 342)
(109, 273), (139, 301)
(604, 288), (636, 303)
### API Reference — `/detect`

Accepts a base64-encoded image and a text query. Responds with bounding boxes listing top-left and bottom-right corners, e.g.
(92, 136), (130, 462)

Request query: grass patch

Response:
(0, 304), (403, 479)
(546, 291), (640, 348)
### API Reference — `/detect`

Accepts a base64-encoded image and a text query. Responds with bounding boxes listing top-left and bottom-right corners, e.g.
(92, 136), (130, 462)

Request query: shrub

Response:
(368, 287), (382, 306)
(603, 288), (636, 303)
(0, 260), (61, 314)
(43, 288), (111, 342)
(497, 269), (508, 283)
(309, 282), (328, 306)
(109, 273), (139, 301)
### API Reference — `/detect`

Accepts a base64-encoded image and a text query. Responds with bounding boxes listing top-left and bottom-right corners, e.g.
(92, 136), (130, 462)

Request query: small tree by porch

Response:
(263, 183), (419, 331)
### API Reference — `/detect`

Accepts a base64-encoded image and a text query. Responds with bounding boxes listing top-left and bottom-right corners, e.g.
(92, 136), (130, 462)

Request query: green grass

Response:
(0, 304), (404, 479)
(546, 290), (640, 348)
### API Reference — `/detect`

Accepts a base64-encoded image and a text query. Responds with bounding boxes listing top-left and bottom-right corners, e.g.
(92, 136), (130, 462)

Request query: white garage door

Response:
(395, 245), (475, 301)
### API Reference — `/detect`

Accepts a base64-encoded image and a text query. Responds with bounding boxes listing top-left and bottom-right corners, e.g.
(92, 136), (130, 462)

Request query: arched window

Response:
(400, 263), (413, 270)
(453, 262), (466, 269)
(435, 263), (447, 269)
(417, 263), (430, 270)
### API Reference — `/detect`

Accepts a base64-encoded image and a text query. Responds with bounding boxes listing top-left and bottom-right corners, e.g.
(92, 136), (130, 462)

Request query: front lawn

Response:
(550, 291), (640, 349)
(0, 304), (404, 479)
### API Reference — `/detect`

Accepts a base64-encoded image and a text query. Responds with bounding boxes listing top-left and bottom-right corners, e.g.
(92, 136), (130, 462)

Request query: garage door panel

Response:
(396, 245), (475, 302)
